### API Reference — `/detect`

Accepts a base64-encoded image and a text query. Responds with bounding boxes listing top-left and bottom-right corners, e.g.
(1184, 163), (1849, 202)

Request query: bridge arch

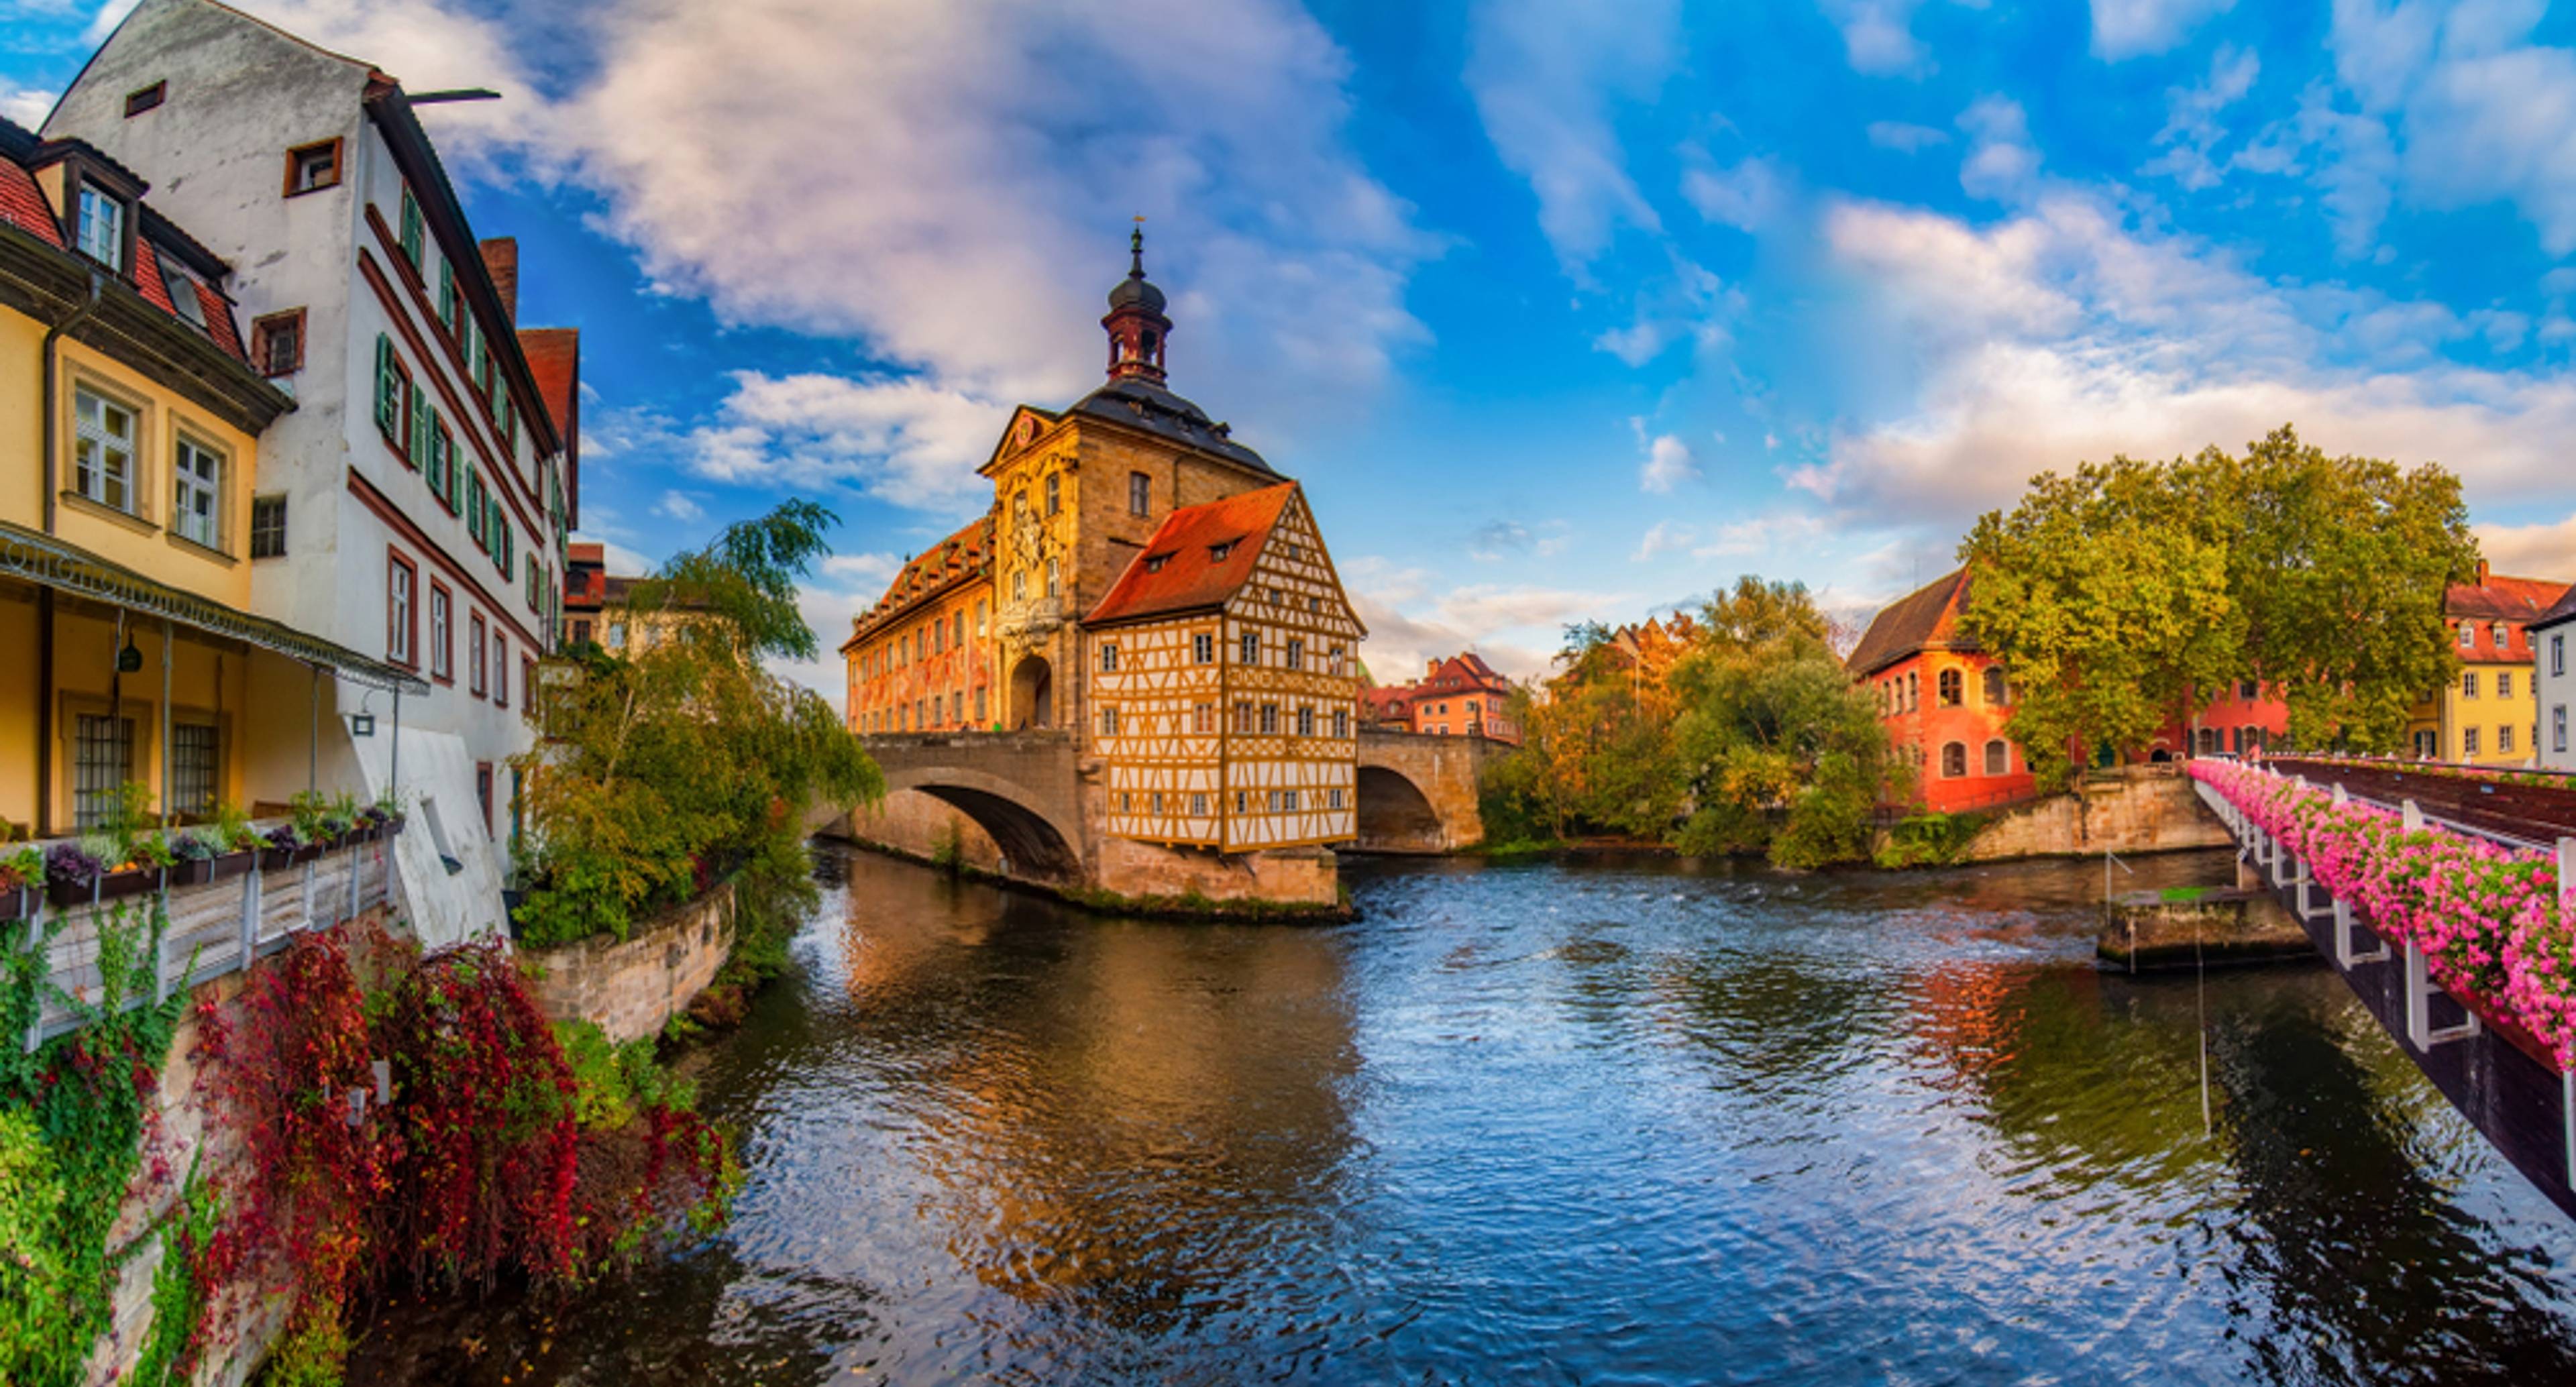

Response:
(1351, 730), (1491, 854)
(1355, 766), (1447, 852)
(863, 735), (1087, 883)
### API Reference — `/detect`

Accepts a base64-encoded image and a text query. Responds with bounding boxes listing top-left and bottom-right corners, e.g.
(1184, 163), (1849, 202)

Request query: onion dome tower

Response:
(1103, 221), (1172, 384)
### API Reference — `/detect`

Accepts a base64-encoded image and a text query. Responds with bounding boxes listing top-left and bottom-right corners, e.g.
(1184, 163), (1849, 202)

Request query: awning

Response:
(0, 518), (431, 696)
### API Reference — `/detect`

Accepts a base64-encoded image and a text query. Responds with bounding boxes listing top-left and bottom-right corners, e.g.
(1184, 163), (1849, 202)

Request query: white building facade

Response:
(44, 0), (578, 943)
(2538, 598), (2575, 772)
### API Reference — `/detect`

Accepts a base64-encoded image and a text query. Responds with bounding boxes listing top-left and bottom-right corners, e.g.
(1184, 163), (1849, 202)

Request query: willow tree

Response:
(516, 500), (881, 948)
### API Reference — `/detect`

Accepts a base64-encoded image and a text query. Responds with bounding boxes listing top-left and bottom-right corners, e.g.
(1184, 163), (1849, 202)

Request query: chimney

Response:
(1426, 658), (1440, 679)
(480, 237), (519, 323)
(2477, 557), (2491, 586)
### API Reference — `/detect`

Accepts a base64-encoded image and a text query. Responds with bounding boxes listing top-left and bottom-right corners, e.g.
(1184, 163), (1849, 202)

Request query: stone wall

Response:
(1093, 836), (1340, 908)
(1960, 768), (2233, 862)
(522, 882), (737, 1044)
(835, 788), (1004, 871)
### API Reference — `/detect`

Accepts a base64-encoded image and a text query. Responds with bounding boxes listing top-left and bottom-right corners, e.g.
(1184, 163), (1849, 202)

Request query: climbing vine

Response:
(0, 899), (188, 1387)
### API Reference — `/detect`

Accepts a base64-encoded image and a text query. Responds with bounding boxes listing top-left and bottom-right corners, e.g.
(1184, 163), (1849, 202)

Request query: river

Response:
(350, 845), (2576, 1385)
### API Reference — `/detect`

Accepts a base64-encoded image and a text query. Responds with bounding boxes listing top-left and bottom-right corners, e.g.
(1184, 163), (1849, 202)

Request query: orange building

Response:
(1847, 569), (2036, 813)
(843, 517), (997, 734)
(1362, 653), (1519, 743)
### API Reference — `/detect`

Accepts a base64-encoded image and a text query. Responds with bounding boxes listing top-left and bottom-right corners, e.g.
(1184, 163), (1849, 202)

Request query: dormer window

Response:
(1210, 541), (1234, 562)
(1143, 553), (1170, 573)
(284, 139), (341, 197)
(75, 183), (126, 271)
(158, 252), (206, 329)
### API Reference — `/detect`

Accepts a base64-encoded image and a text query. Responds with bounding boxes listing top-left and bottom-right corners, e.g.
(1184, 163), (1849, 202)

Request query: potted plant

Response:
(210, 803), (260, 881)
(98, 832), (164, 901)
(169, 827), (223, 886)
(288, 790), (330, 852)
(44, 839), (105, 909)
(318, 810), (356, 850)
(260, 824), (306, 872)
(374, 791), (409, 837)
(0, 846), (40, 921)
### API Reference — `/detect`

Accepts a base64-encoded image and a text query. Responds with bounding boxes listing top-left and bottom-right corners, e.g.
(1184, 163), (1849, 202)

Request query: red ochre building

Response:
(1854, 567), (2299, 811)
(842, 516), (997, 734)
(1362, 653), (1519, 744)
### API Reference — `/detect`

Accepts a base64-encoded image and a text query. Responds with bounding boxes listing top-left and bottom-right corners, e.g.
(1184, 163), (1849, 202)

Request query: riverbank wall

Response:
(1959, 768), (2232, 862)
(522, 881), (737, 1044)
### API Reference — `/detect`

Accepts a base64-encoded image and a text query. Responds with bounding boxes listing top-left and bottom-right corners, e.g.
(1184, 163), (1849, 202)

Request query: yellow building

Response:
(1, 121), (422, 835)
(2406, 563), (2570, 765)
(1085, 483), (1362, 850)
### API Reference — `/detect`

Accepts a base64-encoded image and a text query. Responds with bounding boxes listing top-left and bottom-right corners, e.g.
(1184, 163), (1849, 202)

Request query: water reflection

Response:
(347, 846), (2576, 1386)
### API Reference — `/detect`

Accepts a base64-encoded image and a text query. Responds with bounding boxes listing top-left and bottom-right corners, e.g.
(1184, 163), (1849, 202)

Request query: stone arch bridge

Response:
(833, 728), (1495, 897)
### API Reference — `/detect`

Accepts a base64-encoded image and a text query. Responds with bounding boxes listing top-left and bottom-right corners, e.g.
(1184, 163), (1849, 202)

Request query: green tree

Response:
(2202, 426), (2473, 748)
(516, 501), (881, 947)
(1960, 459), (2237, 789)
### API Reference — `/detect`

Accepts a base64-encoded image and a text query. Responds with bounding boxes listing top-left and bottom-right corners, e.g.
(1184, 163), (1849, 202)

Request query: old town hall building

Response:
(842, 233), (1365, 852)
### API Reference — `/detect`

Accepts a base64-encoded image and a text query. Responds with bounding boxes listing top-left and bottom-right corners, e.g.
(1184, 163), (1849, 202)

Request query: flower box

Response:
(209, 850), (255, 883)
(170, 858), (217, 887)
(99, 867), (160, 901)
(0, 884), (32, 922)
(259, 844), (324, 871)
(2459, 988), (2564, 1075)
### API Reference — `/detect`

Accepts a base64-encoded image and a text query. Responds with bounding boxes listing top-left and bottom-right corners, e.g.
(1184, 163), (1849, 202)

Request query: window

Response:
(951, 691), (963, 723)
(1937, 669), (1963, 707)
(2465, 726), (2481, 756)
(1333, 708), (1349, 738)
(171, 436), (221, 549)
(1100, 643), (1118, 672)
(976, 601), (988, 638)
(71, 385), (136, 513)
(431, 422), (458, 510)
(1012, 571), (1028, 603)
(2556, 633), (2567, 678)
(1905, 671), (1918, 710)
(170, 723), (217, 818)
(1044, 558), (1059, 600)
(476, 762), (493, 834)
(2464, 671), (2480, 698)
(430, 585), (452, 681)
(1045, 472), (1060, 515)
(160, 254), (205, 329)
(124, 82), (166, 117)
(2496, 622), (2512, 649)
(387, 553), (417, 664)
(1100, 706), (1118, 736)
(974, 687), (987, 722)
(72, 714), (134, 831)
(1297, 706), (1315, 736)
(2556, 706), (2567, 754)
(1129, 471), (1150, 516)
(250, 496), (286, 557)
(1194, 633), (1214, 663)
(1191, 793), (1209, 817)
(1940, 741), (1968, 778)
(1144, 555), (1167, 573)
(252, 310), (304, 376)
(74, 184), (125, 270)
(1281, 790), (1299, 812)
(492, 632), (509, 707)
(1984, 740), (2008, 775)
(1287, 638), (1303, 671)
(1984, 667), (2008, 706)
(469, 612), (487, 696)
(374, 335), (407, 445)
(2500, 723), (2516, 754)
(1234, 702), (1255, 733)
(397, 186), (424, 268)
(284, 139), (341, 196)
(2459, 622), (2475, 649)
(1236, 791), (1248, 814)
(1210, 542), (1234, 563)
(2500, 671), (2515, 700)
(1193, 704), (1214, 734)
(467, 467), (487, 545)
(1240, 630), (1260, 665)
(1260, 704), (1279, 734)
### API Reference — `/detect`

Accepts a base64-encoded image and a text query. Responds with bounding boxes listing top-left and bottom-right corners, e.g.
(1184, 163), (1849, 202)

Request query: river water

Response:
(351, 845), (2576, 1385)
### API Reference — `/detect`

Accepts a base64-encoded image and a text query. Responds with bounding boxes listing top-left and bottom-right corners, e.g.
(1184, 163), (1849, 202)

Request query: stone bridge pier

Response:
(825, 728), (1497, 908)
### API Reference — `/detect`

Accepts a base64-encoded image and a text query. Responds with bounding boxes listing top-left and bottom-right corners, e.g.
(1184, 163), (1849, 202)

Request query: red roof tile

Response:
(1085, 483), (1297, 628)
(0, 160), (60, 247)
(131, 239), (174, 315)
(845, 514), (996, 649)
(196, 280), (244, 357)
(1846, 568), (1973, 677)
(2446, 573), (2568, 623)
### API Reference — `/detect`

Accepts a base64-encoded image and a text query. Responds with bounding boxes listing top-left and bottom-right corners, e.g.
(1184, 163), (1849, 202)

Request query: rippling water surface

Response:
(353, 846), (2576, 1385)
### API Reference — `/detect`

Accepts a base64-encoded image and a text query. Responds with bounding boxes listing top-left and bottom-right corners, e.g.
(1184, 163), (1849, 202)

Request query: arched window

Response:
(1941, 742), (1968, 778)
(1937, 669), (1963, 707)
(1982, 667), (2006, 706)
(1984, 740), (2008, 775)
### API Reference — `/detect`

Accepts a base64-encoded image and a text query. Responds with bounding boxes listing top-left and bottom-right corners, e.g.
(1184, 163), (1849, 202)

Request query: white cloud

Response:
(0, 78), (58, 127)
(2090, 0), (2235, 60)
(686, 371), (1006, 510)
(1633, 519), (1693, 561)
(1468, 519), (1570, 563)
(1820, 0), (1937, 76)
(655, 490), (705, 523)
(1693, 513), (1829, 558)
(1465, 0), (1677, 274)
(1867, 120), (1951, 152)
(2475, 511), (2576, 581)
(1799, 190), (2576, 531)
(1639, 433), (1701, 492)
(2143, 44), (2261, 190)
(1344, 556), (1621, 683)
(83, 0), (141, 45)
(1680, 155), (1787, 230)
(1958, 95), (2041, 200)
(820, 553), (900, 586)
(1592, 258), (1738, 366)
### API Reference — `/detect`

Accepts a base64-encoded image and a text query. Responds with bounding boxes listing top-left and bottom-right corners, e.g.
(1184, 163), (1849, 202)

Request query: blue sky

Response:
(10, 0), (2576, 700)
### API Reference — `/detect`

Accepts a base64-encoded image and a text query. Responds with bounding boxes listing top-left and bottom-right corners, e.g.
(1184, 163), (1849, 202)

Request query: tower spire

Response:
(1103, 218), (1172, 385)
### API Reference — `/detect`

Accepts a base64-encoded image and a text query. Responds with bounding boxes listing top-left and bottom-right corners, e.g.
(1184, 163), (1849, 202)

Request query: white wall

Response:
(2541, 623), (2574, 771)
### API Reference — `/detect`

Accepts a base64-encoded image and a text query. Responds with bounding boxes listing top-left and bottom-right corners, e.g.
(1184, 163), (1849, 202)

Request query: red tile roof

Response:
(2446, 573), (2568, 624)
(0, 158), (61, 247)
(846, 514), (997, 649)
(1846, 568), (1974, 677)
(1085, 483), (1297, 628)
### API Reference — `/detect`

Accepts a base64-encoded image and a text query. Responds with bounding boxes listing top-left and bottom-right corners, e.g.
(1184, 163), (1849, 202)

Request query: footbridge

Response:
(2196, 757), (2576, 1221)
(836, 728), (1498, 896)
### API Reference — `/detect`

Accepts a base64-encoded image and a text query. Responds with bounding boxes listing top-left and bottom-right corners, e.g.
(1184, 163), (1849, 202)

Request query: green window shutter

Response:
(398, 188), (423, 267)
(468, 469), (485, 545)
(444, 436), (462, 514)
(373, 336), (396, 437)
(437, 261), (456, 332)
(423, 404), (442, 479)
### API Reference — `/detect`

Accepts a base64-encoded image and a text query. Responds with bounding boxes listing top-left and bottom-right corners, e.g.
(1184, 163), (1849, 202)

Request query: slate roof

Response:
(1085, 483), (1297, 628)
(1846, 568), (1974, 678)
(845, 514), (997, 649)
(2537, 583), (2576, 632)
(1069, 377), (1274, 475)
